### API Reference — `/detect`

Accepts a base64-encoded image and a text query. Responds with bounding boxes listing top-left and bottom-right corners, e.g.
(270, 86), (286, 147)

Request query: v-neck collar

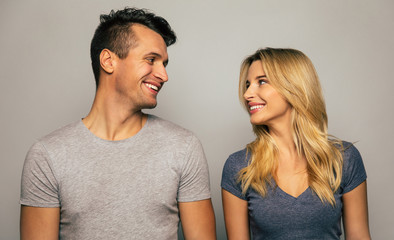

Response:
(275, 185), (310, 200)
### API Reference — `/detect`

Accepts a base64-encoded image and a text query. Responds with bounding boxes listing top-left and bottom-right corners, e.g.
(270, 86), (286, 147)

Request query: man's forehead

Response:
(131, 24), (165, 44)
(131, 24), (167, 55)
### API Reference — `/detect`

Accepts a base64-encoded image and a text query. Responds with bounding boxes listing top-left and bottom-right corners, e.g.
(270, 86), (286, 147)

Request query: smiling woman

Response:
(221, 48), (371, 240)
(243, 60), (292, 127)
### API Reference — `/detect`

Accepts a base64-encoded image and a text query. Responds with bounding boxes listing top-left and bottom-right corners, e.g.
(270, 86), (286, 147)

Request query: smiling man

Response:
(20, 8), (215, 240)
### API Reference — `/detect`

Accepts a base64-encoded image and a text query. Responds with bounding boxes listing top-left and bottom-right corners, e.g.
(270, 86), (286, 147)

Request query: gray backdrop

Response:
(1, 0), (393, 239)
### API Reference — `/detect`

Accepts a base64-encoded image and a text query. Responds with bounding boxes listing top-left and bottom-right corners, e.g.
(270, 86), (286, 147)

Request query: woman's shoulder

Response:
(223, 148), (250, 172)
(332, 140), (360, 160)
(341, 141), (361, 158)
(221, 148), (250, 197)
(335, 140), (363, 166)
(338, 141), (367, 192)
(229, 148), (249, 159)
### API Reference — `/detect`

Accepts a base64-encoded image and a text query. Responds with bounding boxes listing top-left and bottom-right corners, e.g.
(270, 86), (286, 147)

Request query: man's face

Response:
(114, 24), (169, 111)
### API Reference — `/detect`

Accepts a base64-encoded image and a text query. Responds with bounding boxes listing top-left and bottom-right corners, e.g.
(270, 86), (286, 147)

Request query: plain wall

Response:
(1, 0), (393, 239)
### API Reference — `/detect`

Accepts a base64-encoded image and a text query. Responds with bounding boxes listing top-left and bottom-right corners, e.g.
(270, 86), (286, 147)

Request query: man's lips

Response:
(248, 102), (265, 114)
(144, 81), (161, 94)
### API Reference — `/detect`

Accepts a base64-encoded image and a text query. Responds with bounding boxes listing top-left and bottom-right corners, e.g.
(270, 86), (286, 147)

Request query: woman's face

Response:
(243, 61), (292, 128)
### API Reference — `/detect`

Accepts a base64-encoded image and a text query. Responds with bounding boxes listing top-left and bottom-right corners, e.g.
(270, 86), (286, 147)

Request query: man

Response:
(20, 7), (216, 239)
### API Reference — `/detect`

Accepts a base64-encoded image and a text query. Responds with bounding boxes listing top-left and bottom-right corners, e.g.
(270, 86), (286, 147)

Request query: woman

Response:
(221, 48), (371, 239)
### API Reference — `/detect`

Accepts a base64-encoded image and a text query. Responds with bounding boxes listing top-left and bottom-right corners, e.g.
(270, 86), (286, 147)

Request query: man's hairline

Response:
(123, 23), (167, 58)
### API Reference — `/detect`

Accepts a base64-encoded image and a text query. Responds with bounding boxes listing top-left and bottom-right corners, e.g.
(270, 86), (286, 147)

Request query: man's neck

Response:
(82, 93), (147, 141)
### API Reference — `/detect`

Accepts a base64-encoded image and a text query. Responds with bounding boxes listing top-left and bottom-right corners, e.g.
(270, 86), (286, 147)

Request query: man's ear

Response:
(99, 49), (116, 74)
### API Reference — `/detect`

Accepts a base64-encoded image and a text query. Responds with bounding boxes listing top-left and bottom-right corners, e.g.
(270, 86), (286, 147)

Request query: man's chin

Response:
(143, 102), (157, 109)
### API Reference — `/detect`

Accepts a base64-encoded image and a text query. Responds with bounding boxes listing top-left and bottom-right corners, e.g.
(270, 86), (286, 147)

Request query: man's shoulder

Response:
(37, 120), (83, 146)
(25, 120), (84, 164)
(146, 115), (205, 150)
(147, 115), (195, 138)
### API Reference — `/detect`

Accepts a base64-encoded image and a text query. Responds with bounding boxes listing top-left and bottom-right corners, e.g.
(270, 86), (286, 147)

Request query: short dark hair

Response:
(90, 7), (177, 88)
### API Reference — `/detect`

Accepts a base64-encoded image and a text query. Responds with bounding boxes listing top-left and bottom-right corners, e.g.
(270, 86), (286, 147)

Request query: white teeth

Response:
(146, 83), (158, 91)
(250, 105), (263, 110)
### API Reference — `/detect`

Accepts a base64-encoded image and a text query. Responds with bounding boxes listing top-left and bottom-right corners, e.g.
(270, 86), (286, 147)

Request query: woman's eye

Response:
(259, 80), (267, 85)
(246, 81), (250, 89)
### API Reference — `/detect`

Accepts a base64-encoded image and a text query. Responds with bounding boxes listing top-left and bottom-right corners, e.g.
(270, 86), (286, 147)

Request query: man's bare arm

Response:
(20, 206), (60, 240)
(178, 199), (216, 240)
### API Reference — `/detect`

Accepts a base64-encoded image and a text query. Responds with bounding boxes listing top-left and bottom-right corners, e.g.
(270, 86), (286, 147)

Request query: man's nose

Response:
(153, 64), (168, 82)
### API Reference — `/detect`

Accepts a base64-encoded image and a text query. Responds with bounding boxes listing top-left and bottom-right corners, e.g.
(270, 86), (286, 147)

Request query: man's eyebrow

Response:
(146, 52), (161, 57)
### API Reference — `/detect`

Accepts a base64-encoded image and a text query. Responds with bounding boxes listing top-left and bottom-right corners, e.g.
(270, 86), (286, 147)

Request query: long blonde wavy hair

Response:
(238, 48), (343, 205)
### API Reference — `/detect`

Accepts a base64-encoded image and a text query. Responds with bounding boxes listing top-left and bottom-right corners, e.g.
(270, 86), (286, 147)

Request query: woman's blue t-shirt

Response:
(221, 142), (367, 240)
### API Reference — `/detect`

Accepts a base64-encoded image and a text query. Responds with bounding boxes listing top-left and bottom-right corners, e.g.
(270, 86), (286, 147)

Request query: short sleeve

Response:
(221, 149), (248, 200)
(20, 141), (60, 207)
(177, 135), (211, 202)
(341, 143), (367, 194)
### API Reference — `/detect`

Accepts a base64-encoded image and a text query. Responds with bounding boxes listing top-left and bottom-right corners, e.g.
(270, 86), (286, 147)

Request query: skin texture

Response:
(20, 206), (59, 240)
(222, 189), (250, 240)
(179, 199), (216, 239)
(222, 60), (370, 239)
(343, 181), (371, 239)
(21, 24), (216, 239)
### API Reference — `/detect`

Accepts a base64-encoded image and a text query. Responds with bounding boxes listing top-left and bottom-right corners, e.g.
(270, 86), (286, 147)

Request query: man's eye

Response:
(147, 58), (154, 63)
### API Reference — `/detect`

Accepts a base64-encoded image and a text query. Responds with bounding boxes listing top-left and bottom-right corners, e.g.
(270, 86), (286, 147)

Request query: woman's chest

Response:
(247, 187), (343, 235)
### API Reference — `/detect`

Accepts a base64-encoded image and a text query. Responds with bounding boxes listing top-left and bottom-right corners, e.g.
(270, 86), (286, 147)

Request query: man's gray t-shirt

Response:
(21, 115), (211, 239)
